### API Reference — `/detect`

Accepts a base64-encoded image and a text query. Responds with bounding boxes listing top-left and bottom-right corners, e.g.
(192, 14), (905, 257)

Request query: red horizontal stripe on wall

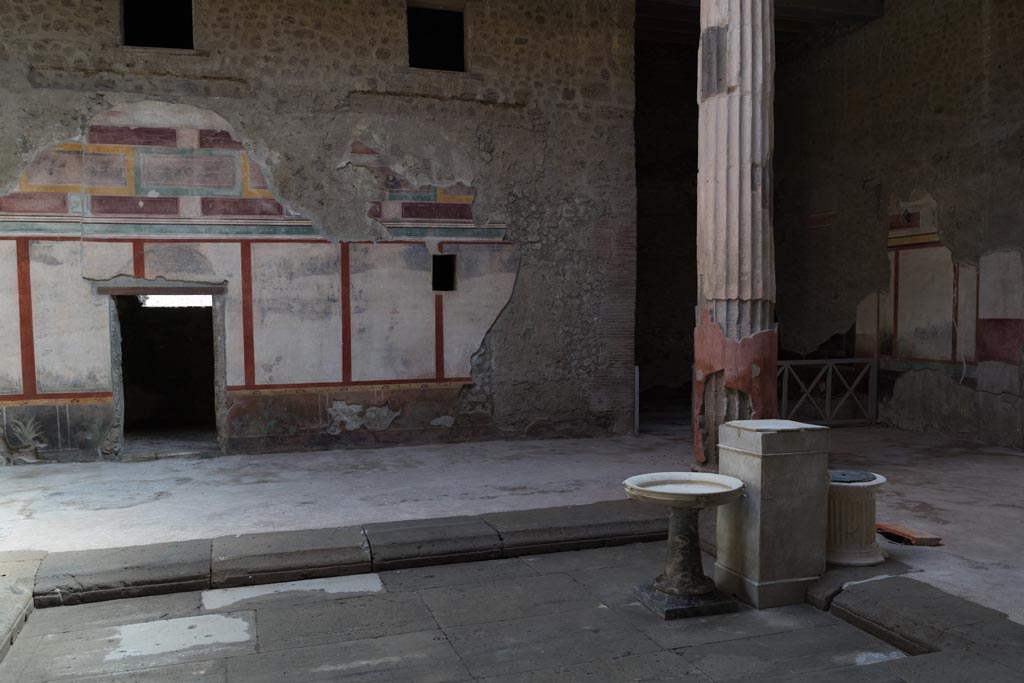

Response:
(202, 198), (282, 216)
(199, 129), (244, 150)
(0, 192), (68, 214)
(401, 202), (473, 220)
(91, 196), (180, 215)
(88, 125), (178, 147)
(976, 319), (1024, 364)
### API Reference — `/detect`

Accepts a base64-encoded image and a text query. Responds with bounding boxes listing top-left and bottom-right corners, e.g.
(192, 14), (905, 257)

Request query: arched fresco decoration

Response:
(0, 102), (518, 460)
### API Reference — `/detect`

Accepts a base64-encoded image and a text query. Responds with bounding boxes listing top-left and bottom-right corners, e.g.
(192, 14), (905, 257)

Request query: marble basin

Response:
(623, 472), (745, 509)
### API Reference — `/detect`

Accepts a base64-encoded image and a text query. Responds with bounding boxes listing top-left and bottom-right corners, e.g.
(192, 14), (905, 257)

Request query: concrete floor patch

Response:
(105, 613), (252, 661)
(201, 574), (383, 610)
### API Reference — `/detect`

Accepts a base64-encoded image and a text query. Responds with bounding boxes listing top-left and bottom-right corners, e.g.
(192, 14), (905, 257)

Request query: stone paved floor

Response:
(0, 542), (915, 683)
(1, 421), (1021, 623)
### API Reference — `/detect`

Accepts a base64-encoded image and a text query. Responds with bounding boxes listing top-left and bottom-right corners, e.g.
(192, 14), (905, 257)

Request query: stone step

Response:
(31, 500), (668, 608)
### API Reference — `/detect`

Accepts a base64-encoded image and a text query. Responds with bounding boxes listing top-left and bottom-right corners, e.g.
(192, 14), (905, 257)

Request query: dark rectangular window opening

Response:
(123, 0), (194, 49)
(407, 6), (465, 72)
(433, 254), (457, 291)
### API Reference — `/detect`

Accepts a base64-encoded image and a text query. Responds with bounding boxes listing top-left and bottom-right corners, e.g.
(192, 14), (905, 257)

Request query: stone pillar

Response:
(715, 419), (830, 608)
(693, 0), (778, 468)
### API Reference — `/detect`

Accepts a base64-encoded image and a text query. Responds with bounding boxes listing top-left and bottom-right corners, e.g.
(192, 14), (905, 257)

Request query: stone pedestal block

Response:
(714, 419), (830, 608)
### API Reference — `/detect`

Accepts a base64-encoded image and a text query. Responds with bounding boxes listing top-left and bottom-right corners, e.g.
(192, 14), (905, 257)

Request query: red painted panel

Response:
(202, 198), (282, 216)
(0, 192), (68, 214)
(199, 129), (244, 149)
(88, 125), (178, 147)
(401, 202), (473, 221)
(91, 196), (179, 215)
(240, 242), (255, 387)
(434, 293), (445, 380)
(133, 241), (146, 279)
(16, 239), (36, 397)
(976, 319), (1024, 364)
(341, 243), (352, 383)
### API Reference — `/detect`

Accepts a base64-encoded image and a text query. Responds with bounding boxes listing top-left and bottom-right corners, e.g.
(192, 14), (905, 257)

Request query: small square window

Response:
(123, 0), (194, 49)
(432, 254), (457, 291)
(407, 6), (465, 72)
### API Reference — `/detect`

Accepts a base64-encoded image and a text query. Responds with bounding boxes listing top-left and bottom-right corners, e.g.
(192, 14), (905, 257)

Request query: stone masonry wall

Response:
(774, 0), (1024, 447)
(0, 0), (638, 453)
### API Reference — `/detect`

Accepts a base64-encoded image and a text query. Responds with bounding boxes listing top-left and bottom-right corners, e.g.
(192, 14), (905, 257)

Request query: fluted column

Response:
(693, 0), (778, 468)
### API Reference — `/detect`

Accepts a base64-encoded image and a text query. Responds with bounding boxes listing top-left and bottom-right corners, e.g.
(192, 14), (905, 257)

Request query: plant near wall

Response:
(1, 417), (48, 465)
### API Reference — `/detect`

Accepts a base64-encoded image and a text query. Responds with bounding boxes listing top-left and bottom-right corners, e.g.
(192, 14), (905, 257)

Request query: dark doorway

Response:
(634, 37), (700, 436)
(116, 295), (216, 454)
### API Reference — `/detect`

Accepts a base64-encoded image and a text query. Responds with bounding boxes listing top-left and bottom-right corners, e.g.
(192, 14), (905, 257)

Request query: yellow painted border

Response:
(0, 396), (113, 407)
(242, 154), (273, 199)
(437, 188), (474, 204)
(19, 143), (135, 196)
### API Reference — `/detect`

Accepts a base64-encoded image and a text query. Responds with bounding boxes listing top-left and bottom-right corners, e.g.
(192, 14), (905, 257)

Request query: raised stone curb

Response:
(0, 551), (42, 663)
(831, 576), (1024, 675)
(805, 559), (914, 611)
(29, 500), (667, 608)
(211, 526), (370, 587)
(365, 516), (501, 570)
(34, 540), (211, 608)
(482, 500), (667, 556)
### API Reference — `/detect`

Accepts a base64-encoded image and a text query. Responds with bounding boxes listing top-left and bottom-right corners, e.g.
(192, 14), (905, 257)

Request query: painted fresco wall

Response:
(775, 0), (1024, 448)
(0, 104), (517, 459)
(0, 1), (638, 456)
(852, 196), (1023, 446)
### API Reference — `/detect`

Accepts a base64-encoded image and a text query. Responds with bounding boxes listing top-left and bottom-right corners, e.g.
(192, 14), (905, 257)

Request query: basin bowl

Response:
(623, 472), (745, 509)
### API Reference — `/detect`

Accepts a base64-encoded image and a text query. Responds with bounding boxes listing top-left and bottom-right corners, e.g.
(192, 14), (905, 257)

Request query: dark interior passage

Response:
(116, 296), (215, 434)
(634, 40), (699, 431)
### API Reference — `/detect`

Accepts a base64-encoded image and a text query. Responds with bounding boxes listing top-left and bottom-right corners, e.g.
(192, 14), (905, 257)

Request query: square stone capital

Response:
(719, 419), (830, 456)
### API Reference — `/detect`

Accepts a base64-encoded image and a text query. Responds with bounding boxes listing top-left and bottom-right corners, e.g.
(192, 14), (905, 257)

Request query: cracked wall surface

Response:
(0, 0), (638, 457)
(774, 0), (1024, 447)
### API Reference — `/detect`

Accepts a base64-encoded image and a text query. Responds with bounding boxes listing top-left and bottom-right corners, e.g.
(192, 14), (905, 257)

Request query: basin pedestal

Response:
(635, 507), (738, 619)
(623, 472), (745, 620)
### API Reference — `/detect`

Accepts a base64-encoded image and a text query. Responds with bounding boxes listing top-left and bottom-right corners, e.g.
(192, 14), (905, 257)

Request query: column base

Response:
(714, 564), (818, 608)
(634, 584), (739, 620)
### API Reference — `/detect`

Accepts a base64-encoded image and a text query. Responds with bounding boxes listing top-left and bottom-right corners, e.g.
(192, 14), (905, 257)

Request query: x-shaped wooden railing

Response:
(777, 358), (877, 425)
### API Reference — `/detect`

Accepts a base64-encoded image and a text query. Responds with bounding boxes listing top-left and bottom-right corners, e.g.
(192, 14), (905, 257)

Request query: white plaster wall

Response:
(957, 263), (977, 362)
(443, 244), (517, 378)
(251, 243), (342, 385)
(854, 291), (878, 357)
(978, 250), (1024, 319)
(879, 251), (895, 352)
(0, 241), (23, 393)
(145, 242), (244, 386)
(350, 243), (434, 381)
(30, 241), (111, 392)
(82, 241), (134, 280)
(897, 247), (953, 360)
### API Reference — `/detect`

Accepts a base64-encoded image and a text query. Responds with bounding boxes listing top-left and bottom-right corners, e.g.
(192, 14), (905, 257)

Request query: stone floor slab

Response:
(3, 612), (255, 682)
(226, 629), (470, 683)
(876, 650), (1023, 683)
(34, 540), (211, 607)
(419, 573), (600, 628)
(72, 660), (228, 683)
(365, 515), (501, 570)
(520, 541), (666, 575)
(201, 573), (383, 612)
(19, 591), (201, 639)
(614, 602), (838, 650)
(255, 591), (436, 652)
(806, 559), (914, 610)
(830, 576), (1010, 654)
(380, 557), (537, 592)
(677, 621), (904, 680)
(482, 500), (668, 556)
(445, 605), (660, 678)
(479, 651), (709, 682)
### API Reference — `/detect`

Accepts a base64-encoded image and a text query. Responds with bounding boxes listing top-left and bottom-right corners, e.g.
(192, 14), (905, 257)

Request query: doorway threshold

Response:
(121, 430), (220, 461)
